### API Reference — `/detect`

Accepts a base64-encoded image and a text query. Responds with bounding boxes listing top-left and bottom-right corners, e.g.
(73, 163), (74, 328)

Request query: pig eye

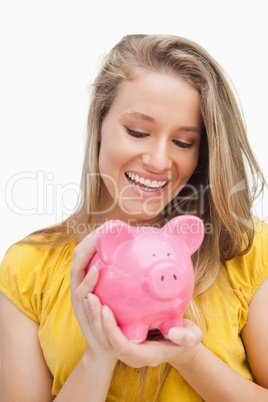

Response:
(152, 254), (156, 257)
(167, 253), (170, 256)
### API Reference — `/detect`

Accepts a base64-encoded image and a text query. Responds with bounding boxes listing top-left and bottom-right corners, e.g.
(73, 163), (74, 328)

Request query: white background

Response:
(1, 0), (267, 261)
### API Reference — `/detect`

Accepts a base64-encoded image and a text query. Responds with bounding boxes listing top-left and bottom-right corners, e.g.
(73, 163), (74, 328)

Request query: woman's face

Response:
(98, 71), (202, 224)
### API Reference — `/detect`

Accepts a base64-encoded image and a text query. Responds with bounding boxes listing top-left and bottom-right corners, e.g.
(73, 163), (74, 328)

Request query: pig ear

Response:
(96, 220), (135, 264)
(163, 215), (205, 255)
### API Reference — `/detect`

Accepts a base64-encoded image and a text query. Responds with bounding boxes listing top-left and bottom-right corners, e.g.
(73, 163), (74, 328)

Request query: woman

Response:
(0, 34), (267, 401)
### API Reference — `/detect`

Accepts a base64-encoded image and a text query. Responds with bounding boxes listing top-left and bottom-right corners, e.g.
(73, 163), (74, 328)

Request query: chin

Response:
(120, 210), (166, 226)
(119, 199), (168, 220)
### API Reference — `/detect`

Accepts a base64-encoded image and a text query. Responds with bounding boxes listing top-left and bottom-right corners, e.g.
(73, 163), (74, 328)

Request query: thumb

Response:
(168, 319), (203, 347)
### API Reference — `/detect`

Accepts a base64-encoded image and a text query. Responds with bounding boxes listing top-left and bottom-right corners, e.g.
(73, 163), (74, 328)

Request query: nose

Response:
(142, 140), (172, 172)
(147, 263), (185, 300)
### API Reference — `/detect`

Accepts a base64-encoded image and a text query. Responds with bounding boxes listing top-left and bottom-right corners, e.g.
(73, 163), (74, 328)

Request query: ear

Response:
(96, 220), (135, 264)
(162, 215), (205, 255)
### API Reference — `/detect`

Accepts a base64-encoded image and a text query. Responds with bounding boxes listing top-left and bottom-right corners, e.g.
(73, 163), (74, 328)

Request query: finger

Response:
(84, 296), (111, 351)
(183, 318), (202, 330)
(72, 230), (98, 269)
(182, 319), (203, 344)
(168, 321), (203, 347)
(102, 305), (124, 340)
(73, 265), (100, 304)
(101, 305), (131, 353)
(72, 266), (99, 309)
(70, 231), (98, 295)
(100, 306), (158, 367)
(102, 307), (190, 367)
(101, 309), (171, 367)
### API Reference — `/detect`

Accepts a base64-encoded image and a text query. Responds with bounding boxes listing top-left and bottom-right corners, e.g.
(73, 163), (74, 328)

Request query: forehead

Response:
(117, 71), (199, 100)
(108, 71), (202, 127)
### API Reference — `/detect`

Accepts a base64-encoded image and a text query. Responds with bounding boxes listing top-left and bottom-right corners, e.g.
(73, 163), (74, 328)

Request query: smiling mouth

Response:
(125, 172), (169, 192)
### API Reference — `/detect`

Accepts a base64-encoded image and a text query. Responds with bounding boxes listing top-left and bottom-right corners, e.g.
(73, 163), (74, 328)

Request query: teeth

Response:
(126, 172), (168, 191)
(144, 179), (151, 186)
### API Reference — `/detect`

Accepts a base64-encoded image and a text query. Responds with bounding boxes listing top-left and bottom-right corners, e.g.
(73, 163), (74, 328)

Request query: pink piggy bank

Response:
(87, 215), (204, 343)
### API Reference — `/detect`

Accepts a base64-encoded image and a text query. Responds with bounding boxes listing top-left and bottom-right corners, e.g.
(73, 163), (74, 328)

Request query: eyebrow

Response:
(124, 112), (156, 123)
(123, 111), (201, 134)
(180, 126), (201, 135)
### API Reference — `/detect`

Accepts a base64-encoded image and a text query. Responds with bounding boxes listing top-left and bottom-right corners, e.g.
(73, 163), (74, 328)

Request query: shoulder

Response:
(245, 219), (268, 270)
(0, 233), (77, 282)
(0, 233), (77, 322)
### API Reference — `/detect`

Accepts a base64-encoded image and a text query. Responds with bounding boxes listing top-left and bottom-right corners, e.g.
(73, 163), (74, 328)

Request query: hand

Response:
(70, 230), (118, 367)
(71, 229), (202, 369)
(99, 305), (203, 368)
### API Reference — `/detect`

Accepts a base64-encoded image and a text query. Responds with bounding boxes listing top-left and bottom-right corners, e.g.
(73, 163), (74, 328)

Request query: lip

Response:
(124, 170), (171, 182)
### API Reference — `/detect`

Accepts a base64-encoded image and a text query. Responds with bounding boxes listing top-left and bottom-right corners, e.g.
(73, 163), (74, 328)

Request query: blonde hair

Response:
(25, 34), (266, 400)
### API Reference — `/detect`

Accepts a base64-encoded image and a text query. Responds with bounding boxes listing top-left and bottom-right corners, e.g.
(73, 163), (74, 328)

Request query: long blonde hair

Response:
(26, 34), (266, 400)
(34, 33), (264, 287)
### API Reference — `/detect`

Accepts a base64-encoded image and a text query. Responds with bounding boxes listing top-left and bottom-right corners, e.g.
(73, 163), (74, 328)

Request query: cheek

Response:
(98, 133), (117, 171)
(179, 151), (199, 177)
(98, 136), (128, 178)
(191, 151), (200, 172)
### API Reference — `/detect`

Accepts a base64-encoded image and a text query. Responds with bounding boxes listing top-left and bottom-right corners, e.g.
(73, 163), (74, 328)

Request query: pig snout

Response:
(146, 263), (185, 300)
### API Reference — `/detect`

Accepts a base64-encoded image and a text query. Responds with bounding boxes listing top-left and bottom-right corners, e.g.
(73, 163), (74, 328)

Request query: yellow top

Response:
(1, 222), (268, 401)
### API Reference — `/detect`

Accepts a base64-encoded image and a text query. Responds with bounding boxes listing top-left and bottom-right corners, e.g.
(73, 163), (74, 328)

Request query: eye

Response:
(126, 127), (149, 138)
(172, 139), (194, 149)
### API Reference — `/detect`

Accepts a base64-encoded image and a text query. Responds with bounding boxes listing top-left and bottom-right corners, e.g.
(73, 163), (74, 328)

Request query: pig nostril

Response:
(160, 275), (177, 281)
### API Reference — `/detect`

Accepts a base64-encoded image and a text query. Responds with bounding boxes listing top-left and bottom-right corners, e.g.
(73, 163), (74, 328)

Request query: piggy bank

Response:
(87, 215), (204, 343)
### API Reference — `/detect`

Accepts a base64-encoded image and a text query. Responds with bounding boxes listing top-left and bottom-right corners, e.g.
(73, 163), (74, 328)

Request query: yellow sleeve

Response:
(225, 221), (268, 332)
(0, 239), (73, 323)
(247, 222), (268, 297)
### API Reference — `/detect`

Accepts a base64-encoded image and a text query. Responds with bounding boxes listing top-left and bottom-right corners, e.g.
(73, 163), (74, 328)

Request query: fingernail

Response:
(83, 298), (91, 312)
(169, 328), (184, 343)
(87, 230), (97, 239)
(88, 265), (97, 277)
(102, 305), (109, 320)
(86, 293), (95, 309)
